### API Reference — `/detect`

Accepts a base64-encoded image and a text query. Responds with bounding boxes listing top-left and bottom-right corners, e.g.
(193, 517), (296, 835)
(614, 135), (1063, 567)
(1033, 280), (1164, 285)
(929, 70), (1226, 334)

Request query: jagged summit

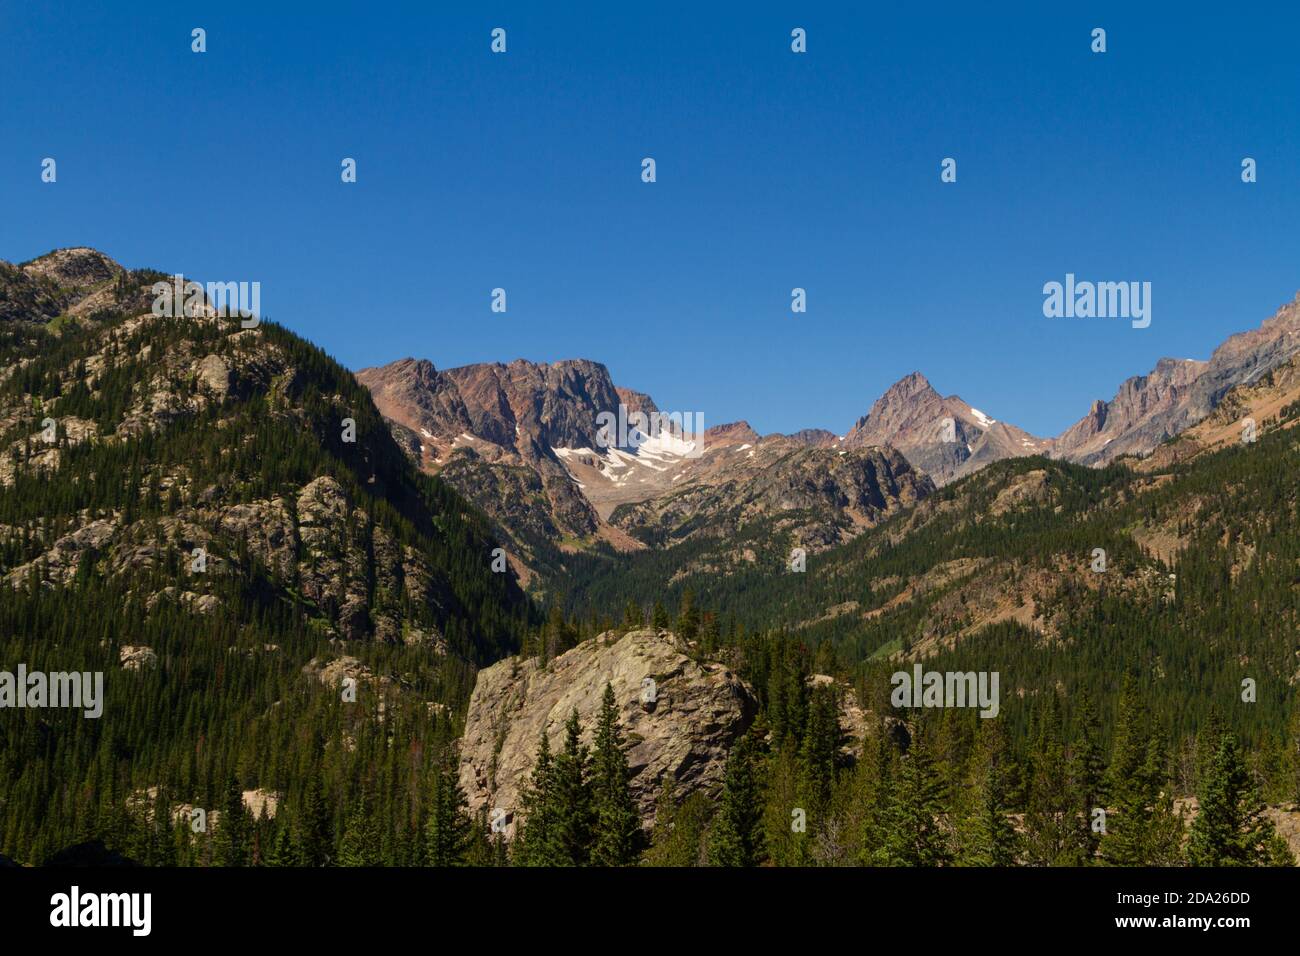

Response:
(843, 371), (1049, 486)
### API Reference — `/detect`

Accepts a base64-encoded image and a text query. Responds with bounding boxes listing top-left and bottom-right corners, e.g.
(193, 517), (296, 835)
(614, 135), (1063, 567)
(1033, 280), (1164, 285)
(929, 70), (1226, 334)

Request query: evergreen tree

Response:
(590, 684), (641, 866)
(549, 710), (595, 865)
(644, 779), (708, 867)
(1187, 733), (1293, 866)
(1023, 700), (1084, 866)
(1102, 682), (1184, 866)
(676, 588), (700, 643)
(462, 808), (496, 868)
(800, 684), (841, 815)
(856, 721), (898, 867)
(622, 599), (643, 629)
(516, 732), (561, 867)
(213, 774), (250, 867)
(708, 732), (765, 866)
(882, 723), (951, 866)
(1287, 705), (1300, 809)
(958, 720), (1019, 866)
(1069, 693), (1106, 861)
(763, 743), (808, 867)
(426, 757), (472, 866)
(339, 794), (382, 867)
(297, 775), (333, 867)
(266, 824), (295, 867)
(651, 601), (669, 630)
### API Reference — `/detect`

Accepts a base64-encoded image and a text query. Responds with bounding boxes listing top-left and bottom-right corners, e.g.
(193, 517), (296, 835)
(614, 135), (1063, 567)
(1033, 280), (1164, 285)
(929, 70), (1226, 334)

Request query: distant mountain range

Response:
(357, 290), (1300, 588)
(6, 245), (1300, 868)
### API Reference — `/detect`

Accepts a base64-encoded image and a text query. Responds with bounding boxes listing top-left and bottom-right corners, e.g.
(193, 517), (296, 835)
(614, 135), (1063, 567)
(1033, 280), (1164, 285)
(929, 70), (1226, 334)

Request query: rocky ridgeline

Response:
(0, 247), (518, 652)
(459, 628), (758, 834)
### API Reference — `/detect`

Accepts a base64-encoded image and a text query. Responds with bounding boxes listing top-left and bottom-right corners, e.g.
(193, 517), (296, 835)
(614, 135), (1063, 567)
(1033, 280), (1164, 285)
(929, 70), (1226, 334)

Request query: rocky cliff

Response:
(1054, 294), (1300, 465)
(459, 628), (758, 833)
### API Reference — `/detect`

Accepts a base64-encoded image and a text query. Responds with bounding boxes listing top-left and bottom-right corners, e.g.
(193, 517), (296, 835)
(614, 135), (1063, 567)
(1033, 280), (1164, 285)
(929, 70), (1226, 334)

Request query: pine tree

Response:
(590, 684), (641, 866)
(676, 589), (700, 643)
(1287, 705), (1300, 809)
(213, 774), (250, 867)
(883, 723), (951, 866)
(550, 710), (595, 865)
(1187, 733), (1293, 866)
(958, 720), (1019, 866)
(462, 807), (496, 868)
(543, 605), (575, 660)
(1069, 692), (1106, 861)
(297, 775), (333, 866)
(266, 824), (295, 867)
(645, 779), (708, 867)
(763, 743), (808, 867)
(651, 601), (669, 630)
(1023, 700), (1084, 866)
(800, 684), (841, 815)
(426, 758), (472, 866)
(1102, 682), (1184, 866)
(708, 733), (765, 866)
(622, 599), (643, 629)
(338, 798), (381, 866)
(516, 731), (561, 866)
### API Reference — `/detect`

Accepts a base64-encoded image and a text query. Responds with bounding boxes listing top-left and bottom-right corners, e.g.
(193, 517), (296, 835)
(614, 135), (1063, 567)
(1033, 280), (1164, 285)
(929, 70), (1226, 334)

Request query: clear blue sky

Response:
(3, 2), (1298, 437)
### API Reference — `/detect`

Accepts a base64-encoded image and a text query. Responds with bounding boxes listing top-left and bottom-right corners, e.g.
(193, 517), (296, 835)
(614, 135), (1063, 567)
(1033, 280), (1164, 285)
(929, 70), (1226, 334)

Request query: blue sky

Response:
(3, 2), (1298, 437)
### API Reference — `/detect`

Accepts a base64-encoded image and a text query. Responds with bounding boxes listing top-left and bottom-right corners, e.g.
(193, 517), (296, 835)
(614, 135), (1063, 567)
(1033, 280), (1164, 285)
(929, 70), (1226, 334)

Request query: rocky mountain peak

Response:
(21, 247), (123, 290)
(704, 420), (761, 445)
(2, 246), (132, 325)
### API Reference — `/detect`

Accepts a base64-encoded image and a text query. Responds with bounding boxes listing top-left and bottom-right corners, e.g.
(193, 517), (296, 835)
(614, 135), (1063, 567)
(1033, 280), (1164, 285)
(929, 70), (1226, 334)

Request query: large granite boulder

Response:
(459, 628), (757, 836)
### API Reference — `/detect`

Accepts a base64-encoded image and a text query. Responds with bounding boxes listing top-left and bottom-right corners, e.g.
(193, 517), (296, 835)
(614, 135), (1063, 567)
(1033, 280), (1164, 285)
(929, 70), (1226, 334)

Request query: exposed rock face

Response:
(787, 428), (839, 447)
(196, 353), (234, 399)
(989, 468), (1053, 515)
(357, 357), (607, 558)
(19, 247), (121, 293)
(119, 646), (158, 670)
(0, 248), (125, 325)
(0, 249), (514, 654)
(703, 420), (761, 447)
(1055, 294), (1300, 465)
(611, 443), (932, 553)
(358, 356), (626, 463)
(363, 356), (943, 584)
(1140, 353), (1300, 469)
(614, 386), (659, 421)
(459, 628), (758, 834)
(843, 372), (1051, 486)
(1053, 357), (1208, 464)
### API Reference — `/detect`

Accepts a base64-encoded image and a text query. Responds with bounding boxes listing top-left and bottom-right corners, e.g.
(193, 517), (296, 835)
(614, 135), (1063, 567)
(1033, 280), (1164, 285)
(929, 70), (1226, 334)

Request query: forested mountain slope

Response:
(0, 248), (531, 865)
(563, 377), (1300, 759)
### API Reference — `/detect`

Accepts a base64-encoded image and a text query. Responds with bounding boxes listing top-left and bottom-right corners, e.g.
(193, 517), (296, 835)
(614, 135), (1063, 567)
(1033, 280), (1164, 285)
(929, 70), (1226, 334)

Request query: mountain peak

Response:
(20, 247), (122, 287)
(882, 370), (937, 398)
(705, 421), (760, 445)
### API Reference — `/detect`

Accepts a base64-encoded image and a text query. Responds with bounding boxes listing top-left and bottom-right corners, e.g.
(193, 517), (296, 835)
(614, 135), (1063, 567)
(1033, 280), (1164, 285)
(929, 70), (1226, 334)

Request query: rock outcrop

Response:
(1054, 293), (1300, 465)
(459, 628), (757, 835)
(119, 646), (158, 670)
